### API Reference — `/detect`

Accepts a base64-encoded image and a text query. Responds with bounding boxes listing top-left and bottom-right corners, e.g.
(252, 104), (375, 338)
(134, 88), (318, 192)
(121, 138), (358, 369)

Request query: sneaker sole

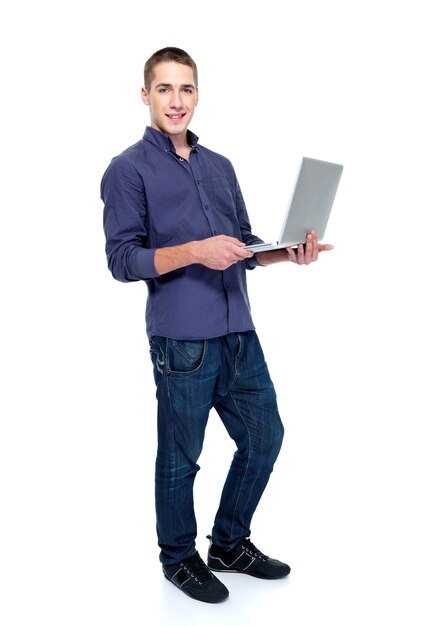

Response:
(208, 566), (290, 580)
(163, 572), (229, 603)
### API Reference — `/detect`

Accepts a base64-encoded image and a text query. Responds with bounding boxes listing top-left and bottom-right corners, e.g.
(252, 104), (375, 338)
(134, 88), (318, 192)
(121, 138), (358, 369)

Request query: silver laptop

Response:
(244, 157), (343, 253)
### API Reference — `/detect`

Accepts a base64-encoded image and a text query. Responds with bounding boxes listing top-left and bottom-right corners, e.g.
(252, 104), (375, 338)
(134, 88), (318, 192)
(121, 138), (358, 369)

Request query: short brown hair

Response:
(144, 47), (198, 91)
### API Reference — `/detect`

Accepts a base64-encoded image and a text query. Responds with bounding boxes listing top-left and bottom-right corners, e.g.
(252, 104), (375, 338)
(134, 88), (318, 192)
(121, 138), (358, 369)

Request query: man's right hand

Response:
(154, 235), (253, 276)
(190, 235), (253, 270)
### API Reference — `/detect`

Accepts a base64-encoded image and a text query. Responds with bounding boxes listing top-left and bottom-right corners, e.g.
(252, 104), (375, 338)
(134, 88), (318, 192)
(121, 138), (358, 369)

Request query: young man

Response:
(101, 47), (333, 604)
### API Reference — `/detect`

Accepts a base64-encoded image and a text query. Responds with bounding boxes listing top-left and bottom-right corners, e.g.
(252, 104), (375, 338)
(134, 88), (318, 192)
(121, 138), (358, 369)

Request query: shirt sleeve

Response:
(233, 172), (264, 270)
(101, 155), (159, 282)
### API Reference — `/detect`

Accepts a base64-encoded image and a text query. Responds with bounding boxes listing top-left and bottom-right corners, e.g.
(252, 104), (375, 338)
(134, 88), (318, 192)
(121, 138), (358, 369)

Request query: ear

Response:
(141, 86), (150, 106)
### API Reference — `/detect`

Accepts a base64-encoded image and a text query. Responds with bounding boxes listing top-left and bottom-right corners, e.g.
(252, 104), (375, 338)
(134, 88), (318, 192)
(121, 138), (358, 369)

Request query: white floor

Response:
(155, 567), (294, 626)
(2, 370), (446, 626)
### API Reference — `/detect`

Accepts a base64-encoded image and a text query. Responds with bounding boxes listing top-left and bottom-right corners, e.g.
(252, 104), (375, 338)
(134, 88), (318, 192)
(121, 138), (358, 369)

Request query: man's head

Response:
(143, 47), (198, 92)
(141, 47), (199, 142)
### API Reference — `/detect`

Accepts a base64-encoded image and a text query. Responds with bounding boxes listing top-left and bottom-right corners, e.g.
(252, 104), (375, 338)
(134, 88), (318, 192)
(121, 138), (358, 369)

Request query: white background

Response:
(1, 1), (445, 624)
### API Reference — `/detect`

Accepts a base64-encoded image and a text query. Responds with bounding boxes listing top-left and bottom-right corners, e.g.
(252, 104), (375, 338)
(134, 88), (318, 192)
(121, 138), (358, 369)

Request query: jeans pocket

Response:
(168, 339), (207, 374)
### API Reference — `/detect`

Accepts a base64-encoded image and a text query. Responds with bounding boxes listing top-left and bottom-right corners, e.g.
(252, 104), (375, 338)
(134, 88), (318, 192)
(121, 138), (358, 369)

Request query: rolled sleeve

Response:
(130, 246), (158, 279)
(101, 155), (159, 282)
(232, 174), (263, 270)
(245, 253), (261, 270)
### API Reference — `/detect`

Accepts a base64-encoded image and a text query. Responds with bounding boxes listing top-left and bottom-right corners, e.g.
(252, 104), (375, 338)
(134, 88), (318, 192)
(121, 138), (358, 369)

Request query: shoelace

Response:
(181, 553), (214, 584)
(242, 539), (268, 562)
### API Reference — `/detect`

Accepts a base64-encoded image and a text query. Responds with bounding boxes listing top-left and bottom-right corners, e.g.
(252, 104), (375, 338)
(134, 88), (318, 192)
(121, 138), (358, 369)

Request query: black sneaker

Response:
(207, 536), (291, 580)
(163, 551), (229, 603)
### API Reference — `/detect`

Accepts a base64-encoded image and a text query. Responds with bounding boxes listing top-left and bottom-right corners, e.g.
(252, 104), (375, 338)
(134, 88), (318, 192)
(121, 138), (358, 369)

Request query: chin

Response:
(167, 125), (187, 135)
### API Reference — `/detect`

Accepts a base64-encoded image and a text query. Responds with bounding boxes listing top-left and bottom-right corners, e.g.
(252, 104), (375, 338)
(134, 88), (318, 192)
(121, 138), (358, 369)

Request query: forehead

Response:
(150, 61), (196, 88)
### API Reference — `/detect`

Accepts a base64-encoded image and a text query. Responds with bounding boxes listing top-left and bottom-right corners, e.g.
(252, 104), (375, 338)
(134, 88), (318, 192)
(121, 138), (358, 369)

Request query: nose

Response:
(169, 89), (183, 109)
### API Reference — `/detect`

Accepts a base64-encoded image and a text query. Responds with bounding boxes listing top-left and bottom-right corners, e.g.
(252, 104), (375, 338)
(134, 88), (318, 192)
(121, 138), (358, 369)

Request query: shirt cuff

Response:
(131, 247), (159, 279)
(245, 253), (261, 270)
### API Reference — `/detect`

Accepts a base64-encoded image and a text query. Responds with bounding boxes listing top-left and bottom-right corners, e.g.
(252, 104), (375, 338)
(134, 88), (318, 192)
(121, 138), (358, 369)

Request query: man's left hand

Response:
(286, 230), (333, 265)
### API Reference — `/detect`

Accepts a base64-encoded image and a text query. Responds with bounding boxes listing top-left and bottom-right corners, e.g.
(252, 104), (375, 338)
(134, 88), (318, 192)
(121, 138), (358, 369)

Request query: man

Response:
(101, 47), (333, 604)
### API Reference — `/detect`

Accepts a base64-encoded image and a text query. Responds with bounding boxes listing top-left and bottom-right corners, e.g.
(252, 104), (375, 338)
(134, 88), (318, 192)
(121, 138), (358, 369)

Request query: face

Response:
(141, 61), (198, 141)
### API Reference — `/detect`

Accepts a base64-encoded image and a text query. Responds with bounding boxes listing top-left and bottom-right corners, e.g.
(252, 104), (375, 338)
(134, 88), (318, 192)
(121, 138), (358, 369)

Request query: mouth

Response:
(166, 113), (187, 122)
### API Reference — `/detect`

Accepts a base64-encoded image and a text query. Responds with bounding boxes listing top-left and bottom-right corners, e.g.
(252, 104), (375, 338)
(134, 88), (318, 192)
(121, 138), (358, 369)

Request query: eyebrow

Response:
(154, 82), (196, 90)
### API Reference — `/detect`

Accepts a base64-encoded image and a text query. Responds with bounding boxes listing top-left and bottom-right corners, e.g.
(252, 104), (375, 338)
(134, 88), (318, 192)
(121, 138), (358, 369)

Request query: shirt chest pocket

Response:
(211, 176), (237, 217)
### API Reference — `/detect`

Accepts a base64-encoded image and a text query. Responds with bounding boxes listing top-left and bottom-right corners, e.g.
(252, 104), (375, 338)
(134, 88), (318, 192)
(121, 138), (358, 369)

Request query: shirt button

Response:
(213, 230), (218, 235)
(204, 205), (209, 210)
(179, 157), (184, 161)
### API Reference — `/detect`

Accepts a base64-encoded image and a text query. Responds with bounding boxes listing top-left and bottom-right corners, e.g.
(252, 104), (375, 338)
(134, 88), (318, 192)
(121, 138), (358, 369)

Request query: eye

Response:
(158, 88), (169, 93)
(183, 88), (193, 94)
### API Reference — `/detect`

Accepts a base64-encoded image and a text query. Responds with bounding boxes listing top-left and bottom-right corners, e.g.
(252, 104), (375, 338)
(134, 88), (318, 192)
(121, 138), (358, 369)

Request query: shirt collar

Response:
(143, 126), (199, 152)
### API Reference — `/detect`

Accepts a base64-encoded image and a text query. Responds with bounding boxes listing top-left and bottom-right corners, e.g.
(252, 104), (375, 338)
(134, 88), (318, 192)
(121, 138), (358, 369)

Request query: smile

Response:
(166, 113), (186, 120)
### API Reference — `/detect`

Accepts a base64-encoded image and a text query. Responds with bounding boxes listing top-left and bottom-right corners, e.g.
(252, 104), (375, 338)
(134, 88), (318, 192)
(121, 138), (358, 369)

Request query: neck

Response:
(170, 132), (191, 160)
(170, 132), (189, 151)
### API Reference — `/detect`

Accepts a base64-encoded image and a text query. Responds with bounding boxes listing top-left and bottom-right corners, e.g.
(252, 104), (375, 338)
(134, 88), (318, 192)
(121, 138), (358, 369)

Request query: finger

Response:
(304, 234), (314, 264)
(286, 246), (297, 263)
(319, 244), (334, 252)
(233, 238), (247, 247)
(297, 243), (305, 264)
(233, 246), (253, 259)
(220, 235), (243, 245)
(311, 233), (319, 262)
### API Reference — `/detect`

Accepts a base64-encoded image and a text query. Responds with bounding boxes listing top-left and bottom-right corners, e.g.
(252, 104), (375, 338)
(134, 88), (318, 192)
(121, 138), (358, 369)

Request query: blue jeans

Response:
(149, 331), (284, 565)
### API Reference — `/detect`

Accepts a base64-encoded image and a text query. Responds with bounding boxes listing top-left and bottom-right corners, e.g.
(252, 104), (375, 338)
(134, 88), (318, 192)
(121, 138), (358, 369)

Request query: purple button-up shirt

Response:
(101, 127), (263, 340)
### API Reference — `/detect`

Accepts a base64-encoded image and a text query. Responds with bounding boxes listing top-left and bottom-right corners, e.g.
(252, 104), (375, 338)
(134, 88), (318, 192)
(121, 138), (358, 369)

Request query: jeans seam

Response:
(227, 389), (264, 543)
